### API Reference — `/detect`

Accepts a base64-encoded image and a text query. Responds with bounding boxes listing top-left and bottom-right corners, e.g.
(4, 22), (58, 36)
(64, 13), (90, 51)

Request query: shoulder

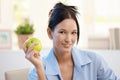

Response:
(74, 47), (110, 69)
(72, 47), (105, 64)
(73, 47), (98, 58)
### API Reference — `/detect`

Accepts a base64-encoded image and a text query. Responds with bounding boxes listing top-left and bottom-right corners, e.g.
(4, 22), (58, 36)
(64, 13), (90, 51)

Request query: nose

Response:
(65, 34), (72, 43)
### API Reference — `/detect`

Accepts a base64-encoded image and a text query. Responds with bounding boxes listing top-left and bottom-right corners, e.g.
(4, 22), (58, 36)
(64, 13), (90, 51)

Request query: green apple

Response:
(26, 37), (42, 52)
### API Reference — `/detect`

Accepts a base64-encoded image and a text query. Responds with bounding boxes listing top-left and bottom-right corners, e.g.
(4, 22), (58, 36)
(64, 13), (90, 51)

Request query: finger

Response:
(25, 50), (35, 59)
(25, 50), (40, 59)
(34, 51), (40, 58)
(22, 39), (29, 53)
(26, 42), (38, 54)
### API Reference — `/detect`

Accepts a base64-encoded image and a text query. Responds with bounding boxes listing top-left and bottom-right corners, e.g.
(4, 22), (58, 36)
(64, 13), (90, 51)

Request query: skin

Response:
(48, 18), (78, 80)
(23, 40), (46, 80)
(23, 18), (78, 80)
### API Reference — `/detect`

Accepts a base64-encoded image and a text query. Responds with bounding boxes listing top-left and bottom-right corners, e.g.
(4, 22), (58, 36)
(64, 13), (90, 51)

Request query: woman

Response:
(23, 2), (120, 80)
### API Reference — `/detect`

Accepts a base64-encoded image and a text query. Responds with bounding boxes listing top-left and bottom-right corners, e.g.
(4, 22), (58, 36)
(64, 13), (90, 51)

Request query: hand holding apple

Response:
(24, 37), (43, 68)
(26, 37), (42, 52)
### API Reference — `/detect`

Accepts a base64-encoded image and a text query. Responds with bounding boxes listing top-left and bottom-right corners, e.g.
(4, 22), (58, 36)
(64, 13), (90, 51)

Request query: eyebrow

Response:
(59, 27), (77, 30)
(59, 29), (77, 32)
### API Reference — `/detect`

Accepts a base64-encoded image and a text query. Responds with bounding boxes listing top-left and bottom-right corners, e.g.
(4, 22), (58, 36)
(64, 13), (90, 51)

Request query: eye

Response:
(59, 31), (65, 34)
(72, 31), (77, 35)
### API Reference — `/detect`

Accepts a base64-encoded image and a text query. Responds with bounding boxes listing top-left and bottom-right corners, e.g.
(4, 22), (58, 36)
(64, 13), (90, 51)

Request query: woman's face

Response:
(51, 19), (78, 53)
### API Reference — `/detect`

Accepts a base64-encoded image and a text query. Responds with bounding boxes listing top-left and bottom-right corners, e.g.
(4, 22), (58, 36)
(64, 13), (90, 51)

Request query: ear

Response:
(47, 27), (53, 39)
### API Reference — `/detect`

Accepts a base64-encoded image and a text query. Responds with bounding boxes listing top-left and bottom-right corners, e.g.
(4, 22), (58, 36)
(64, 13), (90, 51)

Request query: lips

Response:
(63, 44), (71, 48)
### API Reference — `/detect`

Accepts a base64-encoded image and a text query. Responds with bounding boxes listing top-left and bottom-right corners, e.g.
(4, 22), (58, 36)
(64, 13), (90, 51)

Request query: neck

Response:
(54, 49), (73, 64)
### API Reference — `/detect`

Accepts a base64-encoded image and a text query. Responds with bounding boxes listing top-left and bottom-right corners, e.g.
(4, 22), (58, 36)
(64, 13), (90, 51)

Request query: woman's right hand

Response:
(22, 39), (42, 68)
(23, 39), (46, 80)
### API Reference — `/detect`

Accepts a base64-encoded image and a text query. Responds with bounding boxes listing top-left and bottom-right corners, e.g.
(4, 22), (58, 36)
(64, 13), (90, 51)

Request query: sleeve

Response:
(29, 67), (38, 80)
(96, 54), (120, 80)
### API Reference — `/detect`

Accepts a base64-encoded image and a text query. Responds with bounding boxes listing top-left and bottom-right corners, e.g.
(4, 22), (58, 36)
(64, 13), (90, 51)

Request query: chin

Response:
(62, 48), (72, 53)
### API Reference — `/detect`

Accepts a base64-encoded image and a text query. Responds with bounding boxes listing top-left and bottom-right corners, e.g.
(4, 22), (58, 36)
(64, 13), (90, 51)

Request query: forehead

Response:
(55, 19), (77, 30)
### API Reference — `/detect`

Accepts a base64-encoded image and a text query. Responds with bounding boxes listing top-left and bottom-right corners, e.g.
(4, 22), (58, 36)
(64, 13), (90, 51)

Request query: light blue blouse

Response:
(29, 47), (120, 80)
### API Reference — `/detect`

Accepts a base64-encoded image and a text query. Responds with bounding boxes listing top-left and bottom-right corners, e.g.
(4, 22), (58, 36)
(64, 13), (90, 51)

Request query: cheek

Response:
(52, 34), (60, 42)
(53, 34), (63, 44)
(72, 36), (77, 42)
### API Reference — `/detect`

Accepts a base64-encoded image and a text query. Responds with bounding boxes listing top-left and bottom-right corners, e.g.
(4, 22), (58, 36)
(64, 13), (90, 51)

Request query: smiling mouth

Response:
(63, 44), (71, 48)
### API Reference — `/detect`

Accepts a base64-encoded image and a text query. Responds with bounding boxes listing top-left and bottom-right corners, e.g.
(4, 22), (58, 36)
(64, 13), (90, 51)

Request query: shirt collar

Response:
(45, 47), (92, 75)
(72, 47), (92, 67)
(45, 48), (60, 75)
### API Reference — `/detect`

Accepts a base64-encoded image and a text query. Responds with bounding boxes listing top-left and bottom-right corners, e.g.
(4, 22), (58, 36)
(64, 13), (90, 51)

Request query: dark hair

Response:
(48, 2), (80, 43)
